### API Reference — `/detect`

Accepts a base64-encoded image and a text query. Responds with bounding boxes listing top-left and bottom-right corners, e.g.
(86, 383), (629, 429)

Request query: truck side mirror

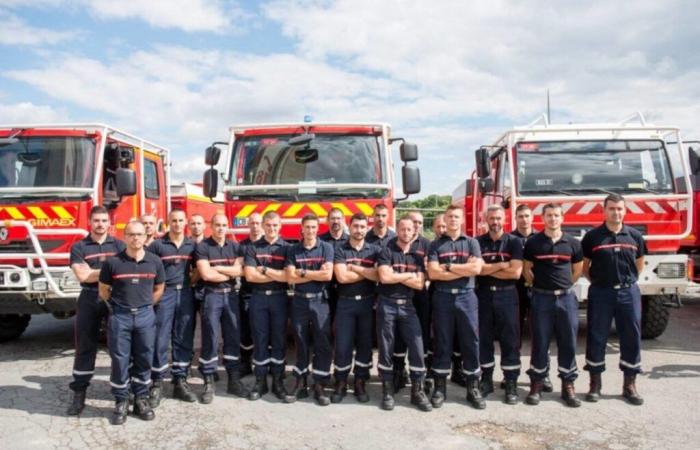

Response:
(205, 145), (221, 166)
(402, 166), (421, 195)
(689, 146), (700, 175)
(115, 168), (137, 197)
(400, 143), (418, 162)
(203, 168), (219, 198)
(475, 147), (490, 179)
(478, 177), (494, 194)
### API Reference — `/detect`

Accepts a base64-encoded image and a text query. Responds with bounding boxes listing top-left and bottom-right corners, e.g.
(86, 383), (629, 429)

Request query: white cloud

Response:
(0, 10), (76, 45)
(0, 101), (65, 122)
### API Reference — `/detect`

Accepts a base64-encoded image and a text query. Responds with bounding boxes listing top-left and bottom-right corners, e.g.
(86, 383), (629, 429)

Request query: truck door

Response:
(143, 151), (168, 233)
(99, 141), (139, 239)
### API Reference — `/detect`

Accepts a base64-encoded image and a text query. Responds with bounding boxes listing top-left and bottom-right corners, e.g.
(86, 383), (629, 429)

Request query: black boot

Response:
(525, 379), (543, 405)
(240, 352), (253, 378)
(504, 379), (518, 405)
(466, 377), (486, 409)
(431, 377), (447, 408)
(313, 383), (331, 406)
(410, 380), (433, 412)
(623, 375), (644, 405)
(561, 380), (581, 408)
(172, 377), (197, 403)
(227, 371), (250, 398)
(479, 371), (494, 397)
(271, 373), (288, 401)
(450, 358), (467, 387)
(354, 378), (370, 403)
(542, 375), (554, 392)
(200, 375), (215, 404)
(424, 376), (434, 396)
(381, 380), (395, 411)
(286, 377), (307, 402)
(133, 396), (155, 421)
(248, 376), (269, 401)
(148, 380), (162, 408)
(331, 379), (347, 404)
(393, 369), (408, 393)
(586, 372), (602, 403)
(111, 400), (128, 425)
(66, 390), (86, 416)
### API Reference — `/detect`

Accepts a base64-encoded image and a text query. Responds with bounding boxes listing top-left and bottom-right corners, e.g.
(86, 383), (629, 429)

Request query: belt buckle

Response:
(450, 288), (459, 294)
(129, 307), (138, 313)
(175, 284), (183, 290)
(553, 289), (564, 296)
(354, 295), (362, 301)
(396, 299), (407, 305)
(489, 286), (497, 292)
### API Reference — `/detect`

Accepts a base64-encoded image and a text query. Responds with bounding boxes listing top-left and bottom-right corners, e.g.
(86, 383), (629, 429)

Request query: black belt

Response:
(81, 285), (99, 291)
(381, 297), (411, 306)
(477, 285), (517, 292)
(532, 287), (574, 296)
(593, 283), (633, 290)
(435, 287), (473, 295)
(207, 287), (232, 294)
(339, 294), (374, 301)
(109, 302), (151, 314)
(294, 291), (325, 299)
(252, 289), (286, 296)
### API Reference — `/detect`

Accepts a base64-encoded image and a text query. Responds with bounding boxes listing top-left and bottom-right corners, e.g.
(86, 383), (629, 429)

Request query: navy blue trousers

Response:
(527, 292), (579, 382)
(199, 289), (241, 376)
(70, 287), (108, 392)
(249, 291), (288, 377)
(431, 289), (481, 379)
(585, 285), (642, 376)
(108, 304), (156, 400)
(239, 293), (254, 360)
(292, 293), (333, 382)
(377, 296), (426, 382)
(477, 287), (521, 380)
(333, 295), (374, 381)
(151, 287), (176, 380)
(170, 287), (196, 379)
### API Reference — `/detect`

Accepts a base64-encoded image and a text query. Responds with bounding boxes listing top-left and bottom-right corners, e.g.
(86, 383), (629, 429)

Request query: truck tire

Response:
(0, 314), (31, 343)
(641, 295), (670, 339)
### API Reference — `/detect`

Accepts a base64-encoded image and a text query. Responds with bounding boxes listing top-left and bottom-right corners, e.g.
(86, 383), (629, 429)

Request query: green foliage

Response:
(397, 194), (453, 236)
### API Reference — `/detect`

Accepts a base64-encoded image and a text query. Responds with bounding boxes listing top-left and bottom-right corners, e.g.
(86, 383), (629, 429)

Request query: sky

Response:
(1, 0), (699, 197)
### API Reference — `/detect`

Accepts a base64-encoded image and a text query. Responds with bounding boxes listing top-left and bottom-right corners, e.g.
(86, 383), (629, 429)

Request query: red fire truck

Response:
(170, 182), (224, 220)
(452, 113), (693, 339)
(0, 124), (170, 342)
(201, 121), (421, 241)
(679, 141), (700, 288)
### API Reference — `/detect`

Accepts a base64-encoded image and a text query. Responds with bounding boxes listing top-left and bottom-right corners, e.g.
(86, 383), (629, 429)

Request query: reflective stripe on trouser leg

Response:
(152, 288), (177, 380)
(527, 292), (555, 381)
(615, 285), (642, 376)
(455, 290), (481, 378)
(171, 287), (196, 379)
(70, 288), (108, 392)
(221, 291), (242, 373)
(554, 293), (579, 381)
(430, 290), (456, 377)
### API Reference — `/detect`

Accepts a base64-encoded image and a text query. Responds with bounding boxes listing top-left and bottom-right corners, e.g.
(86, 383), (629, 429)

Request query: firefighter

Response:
(511, 204), (553, 393)
(581, 193), (645, 405)
(188, 214), (206, 309)
(331, 213), (379, 404)
(523, 203), (583, 408)
(428, 205), (485, 410)
(238, 213), (263, 377)
(320, 207), (349, 325)
(140, 214), (158, 246)
(475, 205), (523, 404)
(195, 213), (249, 404)
(146, 209), (197, 405)
(243, 211), (290, 401)
(376, 217), (432, 412)
(98, 220), (165, 425)
(392, 211), (432, 391)
(285, 214), (335, 405)
(366, 204), (396, 247)
(66, 206), (126, 416)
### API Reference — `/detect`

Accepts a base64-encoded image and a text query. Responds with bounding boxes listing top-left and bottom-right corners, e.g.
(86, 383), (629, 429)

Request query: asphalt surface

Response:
(1, 300), (700, 450)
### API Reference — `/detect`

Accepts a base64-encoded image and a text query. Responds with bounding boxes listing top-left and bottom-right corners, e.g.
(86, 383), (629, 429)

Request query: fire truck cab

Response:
(454, 113), (693, 339)
(201, 121), (421, 241)
(0, 124), (170, 341)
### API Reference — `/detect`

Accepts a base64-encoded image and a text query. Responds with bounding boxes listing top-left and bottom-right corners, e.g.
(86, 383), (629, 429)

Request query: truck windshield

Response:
(229, 134), (385, 196)
(0, 136), (95, 189)
(516, 140), (674, 195)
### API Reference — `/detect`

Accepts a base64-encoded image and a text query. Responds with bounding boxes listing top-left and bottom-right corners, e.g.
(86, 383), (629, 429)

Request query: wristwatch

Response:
(445, 263), (452, 272)
(261, 266), (268, 275)
(300, 269), (307, 278)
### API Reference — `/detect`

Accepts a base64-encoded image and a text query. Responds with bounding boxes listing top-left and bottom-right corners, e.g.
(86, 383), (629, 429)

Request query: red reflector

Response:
(519, 143), (539, 151)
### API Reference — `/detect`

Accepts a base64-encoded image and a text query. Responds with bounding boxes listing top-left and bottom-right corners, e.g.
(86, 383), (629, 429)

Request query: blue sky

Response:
(2, 0), (700, 197)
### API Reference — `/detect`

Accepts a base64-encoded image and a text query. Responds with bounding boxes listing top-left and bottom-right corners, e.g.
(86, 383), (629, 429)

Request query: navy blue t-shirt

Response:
(147, 234), (195, 287)
(194, 237), (242, 290)
(366, 228), (397, 248)
(476, 232), (524, 288)
(377, 238), (424, 300)
(244, 237), (289, 292)
(524, 232), (583, 290)
(581, 223), (646, 288)
(99, 250), (165, 308)
(320, 230), (350, 250)
(286, 239), (334, 294)
(334, 240), (380, 297)
(70, 235), (126, 288)
(427, 234), (482, 290)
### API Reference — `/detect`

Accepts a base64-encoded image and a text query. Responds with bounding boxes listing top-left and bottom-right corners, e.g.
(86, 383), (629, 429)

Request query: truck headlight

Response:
(656, 262), (686, 279)
(32, 280), (48, 291)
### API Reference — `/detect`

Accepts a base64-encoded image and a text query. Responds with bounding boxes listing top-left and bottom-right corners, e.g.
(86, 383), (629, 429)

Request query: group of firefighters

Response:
(64, 194), (645, 425)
